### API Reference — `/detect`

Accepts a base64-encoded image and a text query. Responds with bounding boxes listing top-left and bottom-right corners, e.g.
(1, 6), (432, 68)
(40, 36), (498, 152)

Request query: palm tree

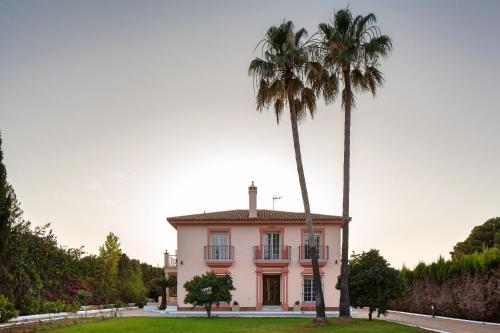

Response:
(248, 21), (327, 322)
(318, 8), (392, 319)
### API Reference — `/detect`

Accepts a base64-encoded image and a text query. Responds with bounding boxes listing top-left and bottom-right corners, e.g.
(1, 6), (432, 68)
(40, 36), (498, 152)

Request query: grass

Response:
(47, 317), (427, 333)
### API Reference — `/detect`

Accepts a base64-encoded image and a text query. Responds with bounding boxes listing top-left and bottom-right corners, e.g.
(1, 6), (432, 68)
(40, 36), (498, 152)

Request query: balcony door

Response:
(263, 232), (280, 260)
(304, 232), (321, 259)
(210, 232), (229, 260)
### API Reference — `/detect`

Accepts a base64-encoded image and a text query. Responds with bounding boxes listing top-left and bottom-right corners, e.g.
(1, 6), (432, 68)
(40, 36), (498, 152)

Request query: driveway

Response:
(353, 308), (499, 333)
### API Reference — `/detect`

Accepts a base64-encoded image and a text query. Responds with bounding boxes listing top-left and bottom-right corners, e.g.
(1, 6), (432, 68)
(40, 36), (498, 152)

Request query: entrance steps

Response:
(261, 306), (282, 312)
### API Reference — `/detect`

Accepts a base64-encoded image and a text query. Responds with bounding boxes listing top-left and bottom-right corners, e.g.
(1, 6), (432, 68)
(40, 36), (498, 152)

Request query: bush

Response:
(134, 298), (147, 308)
(19, 294), (40, 315)
(184, 273), (235, 317)
(0, 294), (17, 323)
(64, 301), (81, 313)
(114, 300), (125, 309)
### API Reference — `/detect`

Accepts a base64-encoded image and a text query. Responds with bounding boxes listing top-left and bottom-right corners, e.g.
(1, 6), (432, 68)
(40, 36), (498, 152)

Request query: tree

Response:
(153, 276), (176, 310)
(451, 217), (500, 259)
(341, 249), (405, 320)
(140, 263), (165, 301)
(117, 254), (146, 303)
(248, 20), (327, 322)
(318, 8), (392, 319)
(0, 131), (10, 262)
(99, 232), (122, 302)
(183, 273), (234, 317)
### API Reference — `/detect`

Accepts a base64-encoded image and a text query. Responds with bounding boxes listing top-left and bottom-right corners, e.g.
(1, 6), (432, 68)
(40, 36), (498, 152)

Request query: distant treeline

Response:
(392, 217), (500, 322)
(0, 133), (164, 316)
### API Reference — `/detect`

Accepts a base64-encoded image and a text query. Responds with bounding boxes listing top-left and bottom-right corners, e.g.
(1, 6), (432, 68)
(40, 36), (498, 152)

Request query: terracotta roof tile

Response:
(167, 209), (342, 223)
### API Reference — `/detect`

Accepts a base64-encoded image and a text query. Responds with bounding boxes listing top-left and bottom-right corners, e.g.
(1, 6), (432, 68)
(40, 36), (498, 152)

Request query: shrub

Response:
(0, 294), (17, 323)
(19, 294), (40, 315)
(64, 301), (81, 313)
(183, 272), (235, 317)
(135, 301), (146, 308)
(114, 300), (125, 309)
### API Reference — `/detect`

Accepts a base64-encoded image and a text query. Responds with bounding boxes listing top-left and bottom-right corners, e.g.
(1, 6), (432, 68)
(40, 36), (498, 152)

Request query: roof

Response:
(167, 209), (343, 227)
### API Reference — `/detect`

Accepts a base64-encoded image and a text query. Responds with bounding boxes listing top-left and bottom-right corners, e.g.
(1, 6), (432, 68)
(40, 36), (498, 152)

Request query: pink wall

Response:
(175, 223), (341, 309)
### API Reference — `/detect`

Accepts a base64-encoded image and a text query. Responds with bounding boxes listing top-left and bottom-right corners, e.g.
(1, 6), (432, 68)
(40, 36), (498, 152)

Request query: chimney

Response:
(248, 181), (257, 218)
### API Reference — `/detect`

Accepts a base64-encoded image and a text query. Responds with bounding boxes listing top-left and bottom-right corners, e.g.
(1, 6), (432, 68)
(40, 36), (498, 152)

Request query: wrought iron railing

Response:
(299, 245), (329, 260)
(166, 255), (177, 268)
(204, 246), (234, 261)
(253, 245), (291, 261)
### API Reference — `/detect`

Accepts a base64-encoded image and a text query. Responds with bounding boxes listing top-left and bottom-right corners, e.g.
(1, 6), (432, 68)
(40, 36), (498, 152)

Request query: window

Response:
(263, 232), (280, 259)
(303, 277), (323, 303)
(303, 232), (321, 259)
(210, 232), (229, 260)
(303, 277), (315, 302)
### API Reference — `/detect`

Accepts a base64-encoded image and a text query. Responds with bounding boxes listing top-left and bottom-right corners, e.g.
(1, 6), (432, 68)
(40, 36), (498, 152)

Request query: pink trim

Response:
(207, 227), (232, 246)
(206, 228), (233, 268)
(300, 227), (325, 247)
(301, 268), (325, 275)
(259, 226), (285, 246)
(255, 266), (289, 310)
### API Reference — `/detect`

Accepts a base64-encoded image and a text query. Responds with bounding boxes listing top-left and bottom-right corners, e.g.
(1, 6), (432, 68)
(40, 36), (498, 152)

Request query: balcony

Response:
(204, 246), (234, 268)
(298, 245), (329, 267)
(253, 245), (291, 267)
(164, 253), (177, 273)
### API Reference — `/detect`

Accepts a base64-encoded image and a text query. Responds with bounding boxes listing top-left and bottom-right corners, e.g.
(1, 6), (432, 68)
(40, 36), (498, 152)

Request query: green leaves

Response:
(318, 7), (392, 107)
(249, 21), (317, 124)
(183, 272), (235, 317)
(347, 250), (406, 319)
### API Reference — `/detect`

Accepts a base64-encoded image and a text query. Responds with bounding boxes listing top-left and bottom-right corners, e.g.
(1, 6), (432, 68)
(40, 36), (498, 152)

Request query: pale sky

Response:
(1, 0), (499, 269)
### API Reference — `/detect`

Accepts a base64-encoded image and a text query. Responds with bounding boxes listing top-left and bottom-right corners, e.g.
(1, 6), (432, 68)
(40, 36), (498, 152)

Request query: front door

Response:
(262, 275), (280, 305)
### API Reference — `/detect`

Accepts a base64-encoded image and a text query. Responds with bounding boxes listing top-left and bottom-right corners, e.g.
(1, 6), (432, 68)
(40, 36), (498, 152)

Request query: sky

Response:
(0, 0), (499, 269)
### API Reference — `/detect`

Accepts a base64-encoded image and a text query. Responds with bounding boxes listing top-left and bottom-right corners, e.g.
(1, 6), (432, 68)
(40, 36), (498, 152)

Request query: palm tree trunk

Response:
(287, 90), (326, 322)
(339, 68), (352, 319)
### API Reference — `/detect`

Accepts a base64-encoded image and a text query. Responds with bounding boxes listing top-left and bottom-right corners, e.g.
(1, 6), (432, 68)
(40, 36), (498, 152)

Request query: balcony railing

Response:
(253, 245), (291, 261)
(299, 245), (329, 260)
(204, 246), (234, 261)
(165, 255), (177, 270)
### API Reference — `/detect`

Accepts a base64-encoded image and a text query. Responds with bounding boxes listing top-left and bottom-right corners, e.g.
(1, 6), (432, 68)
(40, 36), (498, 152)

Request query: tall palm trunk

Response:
(339, 67), (352, 319)
(286, 83), (326, 321)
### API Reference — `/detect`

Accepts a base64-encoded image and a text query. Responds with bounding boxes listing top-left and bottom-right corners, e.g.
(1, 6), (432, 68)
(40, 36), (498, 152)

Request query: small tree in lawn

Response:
(338, 249), (406, 320)
(183, 272), (234, 317)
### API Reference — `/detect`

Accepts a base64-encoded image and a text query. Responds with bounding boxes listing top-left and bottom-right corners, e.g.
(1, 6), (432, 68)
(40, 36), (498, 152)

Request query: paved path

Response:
(354, 308), (500, 333)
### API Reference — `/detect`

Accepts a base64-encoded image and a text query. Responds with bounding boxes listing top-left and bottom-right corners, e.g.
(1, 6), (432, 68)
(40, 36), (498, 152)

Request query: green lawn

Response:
(49, 317), (427, 333)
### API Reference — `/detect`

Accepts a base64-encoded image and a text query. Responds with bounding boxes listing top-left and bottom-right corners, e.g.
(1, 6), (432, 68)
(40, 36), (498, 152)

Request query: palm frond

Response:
(274, 99), (284, 124)
(301, 87), (316, 118)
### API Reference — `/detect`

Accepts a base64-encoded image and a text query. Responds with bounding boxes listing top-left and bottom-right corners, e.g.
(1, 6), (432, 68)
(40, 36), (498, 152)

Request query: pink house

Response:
(164, 182), (343, 311)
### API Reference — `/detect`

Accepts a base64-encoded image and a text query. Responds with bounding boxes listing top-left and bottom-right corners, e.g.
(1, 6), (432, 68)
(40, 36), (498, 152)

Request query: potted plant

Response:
(293, 300), (301, 312)
(232, 301), (240, 312)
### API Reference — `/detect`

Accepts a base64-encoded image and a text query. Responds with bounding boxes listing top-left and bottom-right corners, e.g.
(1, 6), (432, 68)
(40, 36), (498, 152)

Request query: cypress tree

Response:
(0, 131), (13, 261)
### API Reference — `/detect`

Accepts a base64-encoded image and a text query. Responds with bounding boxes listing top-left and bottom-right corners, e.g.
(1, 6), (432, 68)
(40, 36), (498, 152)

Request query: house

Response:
(164, 182), (343, 311)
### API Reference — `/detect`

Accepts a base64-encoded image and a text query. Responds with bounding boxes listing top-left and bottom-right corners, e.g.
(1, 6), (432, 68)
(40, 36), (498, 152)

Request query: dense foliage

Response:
(393, 219), (500, 322)
(339, 250), (405, 320)
(450, 217), (499, 259)
(0, 132), (162, 317)
(0, 293), (16, 323)
(183, 272), (235, 317)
